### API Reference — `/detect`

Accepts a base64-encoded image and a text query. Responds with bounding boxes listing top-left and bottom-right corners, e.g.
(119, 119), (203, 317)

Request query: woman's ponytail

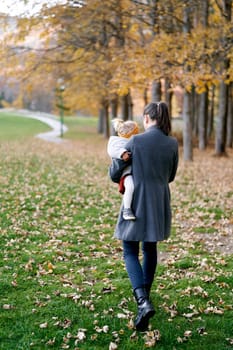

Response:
(143, 102), (171, 135)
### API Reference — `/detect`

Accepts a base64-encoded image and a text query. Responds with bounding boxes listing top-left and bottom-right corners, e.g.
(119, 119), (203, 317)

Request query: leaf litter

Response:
(0, 139), (232, 349)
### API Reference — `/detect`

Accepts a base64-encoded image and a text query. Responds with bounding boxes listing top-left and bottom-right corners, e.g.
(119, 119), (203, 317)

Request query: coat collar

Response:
(145, 125), (159, 133)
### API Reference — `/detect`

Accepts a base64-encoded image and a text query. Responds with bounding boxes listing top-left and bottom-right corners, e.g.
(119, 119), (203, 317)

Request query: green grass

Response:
(0, 113), (50, 141)
(0, 114), (232, 349)
(63, 116), (98, 140)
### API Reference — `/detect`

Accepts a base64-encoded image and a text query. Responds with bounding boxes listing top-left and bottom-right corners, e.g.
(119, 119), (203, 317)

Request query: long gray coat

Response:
(114, 126), (179, 242)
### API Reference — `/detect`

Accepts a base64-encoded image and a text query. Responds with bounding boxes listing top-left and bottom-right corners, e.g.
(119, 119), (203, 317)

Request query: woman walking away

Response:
(111, 102), (179, 331)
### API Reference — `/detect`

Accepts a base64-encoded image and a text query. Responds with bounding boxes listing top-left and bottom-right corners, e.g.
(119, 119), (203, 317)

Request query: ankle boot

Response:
(144, 284), (151, 299)
(133, 287), (155, 332)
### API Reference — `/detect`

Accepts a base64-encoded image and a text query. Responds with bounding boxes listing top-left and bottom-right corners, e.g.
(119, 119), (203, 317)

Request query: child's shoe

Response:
(123, 208), (136, 220)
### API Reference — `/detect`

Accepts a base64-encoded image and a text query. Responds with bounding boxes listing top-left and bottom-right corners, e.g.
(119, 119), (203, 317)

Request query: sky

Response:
(0, 0), (66, 17)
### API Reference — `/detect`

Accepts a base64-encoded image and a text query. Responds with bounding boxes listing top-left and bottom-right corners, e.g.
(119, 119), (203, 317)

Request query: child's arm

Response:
(107, 136), (128, 159)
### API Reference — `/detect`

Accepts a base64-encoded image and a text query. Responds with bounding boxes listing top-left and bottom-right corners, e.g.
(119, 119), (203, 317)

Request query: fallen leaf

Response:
(184, 330), (192, 337)
(39, 322), (48, 328)
(76, 330), (86, 340)
(117, 313), (127, 319)
(143, 330), (161, 348)
(109, 342), (118, 350)
(2, 304), (14, 310)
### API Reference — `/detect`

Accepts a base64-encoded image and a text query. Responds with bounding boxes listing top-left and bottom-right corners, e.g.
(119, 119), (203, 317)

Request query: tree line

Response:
(1, 0), (233, 160)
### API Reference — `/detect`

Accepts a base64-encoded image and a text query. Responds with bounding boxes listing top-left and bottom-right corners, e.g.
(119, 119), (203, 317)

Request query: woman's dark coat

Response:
(113, 126), (179, 242)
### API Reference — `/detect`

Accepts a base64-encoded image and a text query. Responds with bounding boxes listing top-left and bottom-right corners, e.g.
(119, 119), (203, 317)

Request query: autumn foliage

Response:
(0, 0), (233, 157)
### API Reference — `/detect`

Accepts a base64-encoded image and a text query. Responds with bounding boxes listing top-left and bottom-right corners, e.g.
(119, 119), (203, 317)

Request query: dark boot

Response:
(134, 287), (155, 332)
(144, 284), (151, 300)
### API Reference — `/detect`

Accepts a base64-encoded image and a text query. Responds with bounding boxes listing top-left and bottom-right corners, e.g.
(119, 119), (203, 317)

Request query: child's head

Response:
(112, 118), (139, 138)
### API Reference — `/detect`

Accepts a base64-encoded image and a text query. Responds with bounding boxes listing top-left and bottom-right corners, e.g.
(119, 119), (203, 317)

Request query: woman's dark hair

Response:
(143, 102), (171, 135)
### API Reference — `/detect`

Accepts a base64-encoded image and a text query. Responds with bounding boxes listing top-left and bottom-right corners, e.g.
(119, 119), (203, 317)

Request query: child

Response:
(107, 118), (139, 220)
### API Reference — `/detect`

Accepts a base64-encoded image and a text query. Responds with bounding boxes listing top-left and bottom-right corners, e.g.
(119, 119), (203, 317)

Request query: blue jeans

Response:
(122, 241), (157, 291)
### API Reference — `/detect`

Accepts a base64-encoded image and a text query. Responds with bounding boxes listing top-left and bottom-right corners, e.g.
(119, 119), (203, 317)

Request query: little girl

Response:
(107, 118), (139, 220)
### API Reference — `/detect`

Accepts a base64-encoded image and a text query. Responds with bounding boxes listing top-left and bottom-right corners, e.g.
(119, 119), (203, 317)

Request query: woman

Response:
(113, 102), (179, 331)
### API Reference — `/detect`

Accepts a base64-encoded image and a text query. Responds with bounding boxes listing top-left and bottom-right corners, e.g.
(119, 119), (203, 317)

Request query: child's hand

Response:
(121, 151), (131, 161)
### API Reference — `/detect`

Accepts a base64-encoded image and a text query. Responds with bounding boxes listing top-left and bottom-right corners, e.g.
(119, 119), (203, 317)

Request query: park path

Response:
(0, 108), (68, 143)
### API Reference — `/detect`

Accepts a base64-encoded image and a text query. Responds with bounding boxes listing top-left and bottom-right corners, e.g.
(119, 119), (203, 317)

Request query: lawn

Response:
(0, 113), (50, 141)
(0, 113), (232, 350)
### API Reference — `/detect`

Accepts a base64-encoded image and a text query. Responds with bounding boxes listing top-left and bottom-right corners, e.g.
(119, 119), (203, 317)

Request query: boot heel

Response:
(134, 287), (155, 332)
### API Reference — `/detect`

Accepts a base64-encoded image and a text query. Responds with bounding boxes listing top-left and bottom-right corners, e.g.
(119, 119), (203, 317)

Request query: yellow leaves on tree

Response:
(0, 0), (232, 114)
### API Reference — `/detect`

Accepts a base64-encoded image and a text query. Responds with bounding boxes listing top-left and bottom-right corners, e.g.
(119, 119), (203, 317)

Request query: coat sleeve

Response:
(108, 158), (131, 183)
(169, 142), (179, 183)
(125, 137), (134, 152)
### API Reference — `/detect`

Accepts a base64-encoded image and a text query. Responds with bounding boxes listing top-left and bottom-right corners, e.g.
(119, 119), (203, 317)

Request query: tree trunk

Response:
(98, 99), (110, 138)
(215, 81), (228, 155)
(110, 95), (118, 135)
(200, 0), (209, 27)
(103, 100), (110, 138)
(207, 86), (215, 139)
(110, 95), (118, 119)
(182, 91), (193, 161)
(144, 87), (148, 106)
(198, 89), (208, 150)
(121, 91), (133, 121)
(198, 0), (209, 149)
(164, 78), (173, 117)
(121, 94), (129, 121)
(192, 88), (199, 137)
(97, 107), (105, 134)
(182, 2), (193, 161)
(128, 92), (133, 120)
(226, 82), (233, 147)
(215, 0), (232, 154)
(151, 80), (161, 102)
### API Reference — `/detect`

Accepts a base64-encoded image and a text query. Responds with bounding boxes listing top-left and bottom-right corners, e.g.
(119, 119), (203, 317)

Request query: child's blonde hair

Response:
(112, 118), (139, 138)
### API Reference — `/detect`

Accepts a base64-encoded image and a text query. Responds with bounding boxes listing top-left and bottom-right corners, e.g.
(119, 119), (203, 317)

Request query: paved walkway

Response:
(0, 108), (68, 143)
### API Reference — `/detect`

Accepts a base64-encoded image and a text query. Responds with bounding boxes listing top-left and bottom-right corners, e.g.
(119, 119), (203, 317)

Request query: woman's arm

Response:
(125, 137), (134, 153)
(169, 142), (179, 183)
(108, 158), (131, 183)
